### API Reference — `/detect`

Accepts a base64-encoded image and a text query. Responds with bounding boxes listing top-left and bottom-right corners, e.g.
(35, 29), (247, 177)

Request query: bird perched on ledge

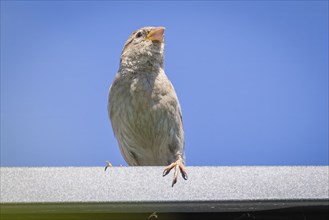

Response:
(107, 27), (187, 187)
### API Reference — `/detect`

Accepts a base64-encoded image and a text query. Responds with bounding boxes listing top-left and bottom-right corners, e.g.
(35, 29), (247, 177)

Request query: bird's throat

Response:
(120, 54), (164, 73)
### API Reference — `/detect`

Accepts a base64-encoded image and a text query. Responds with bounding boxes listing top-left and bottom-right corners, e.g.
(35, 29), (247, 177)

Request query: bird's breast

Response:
(109, 70), (183, 165)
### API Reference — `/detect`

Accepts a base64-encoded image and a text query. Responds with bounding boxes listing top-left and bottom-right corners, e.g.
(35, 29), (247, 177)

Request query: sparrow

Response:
(107, 27), (187, 187)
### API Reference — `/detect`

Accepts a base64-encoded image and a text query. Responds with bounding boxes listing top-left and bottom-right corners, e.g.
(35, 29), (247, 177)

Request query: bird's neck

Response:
(120, 53), (164, 73)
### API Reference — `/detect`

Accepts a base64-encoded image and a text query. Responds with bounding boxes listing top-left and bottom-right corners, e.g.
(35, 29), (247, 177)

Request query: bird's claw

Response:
(172, 176), (177, 187)
(163, 160), (188, 187)
(104, 160), (112, 171)
(180, 167), (188, 180)
(163, 162), (175, 177)
(162, 169), (171, 177)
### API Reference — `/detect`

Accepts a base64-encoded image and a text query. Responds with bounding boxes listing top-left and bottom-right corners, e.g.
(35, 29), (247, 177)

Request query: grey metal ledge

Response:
(1, 166), (328, 214)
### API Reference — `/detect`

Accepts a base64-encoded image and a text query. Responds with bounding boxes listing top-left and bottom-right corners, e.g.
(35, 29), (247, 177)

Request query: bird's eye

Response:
(136, 32), (142, 38)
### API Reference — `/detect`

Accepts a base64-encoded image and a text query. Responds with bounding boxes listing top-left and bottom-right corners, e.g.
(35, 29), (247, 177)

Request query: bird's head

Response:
(120, 26), (165, 71)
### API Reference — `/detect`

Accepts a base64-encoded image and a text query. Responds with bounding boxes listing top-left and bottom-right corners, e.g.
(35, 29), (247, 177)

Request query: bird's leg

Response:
(163, 156), (188, 187)
(104, 160), (112, 171)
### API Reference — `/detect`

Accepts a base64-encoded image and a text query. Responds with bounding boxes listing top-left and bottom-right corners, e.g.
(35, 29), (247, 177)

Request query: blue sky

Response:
(1, 1), (328, 167)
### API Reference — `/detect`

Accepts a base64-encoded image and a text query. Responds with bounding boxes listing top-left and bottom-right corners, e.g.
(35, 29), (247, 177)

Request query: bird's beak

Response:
(147, 27), (165, 42)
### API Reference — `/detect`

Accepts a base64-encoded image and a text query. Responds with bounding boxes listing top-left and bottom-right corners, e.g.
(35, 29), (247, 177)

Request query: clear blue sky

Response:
(1, 1), (328, 167)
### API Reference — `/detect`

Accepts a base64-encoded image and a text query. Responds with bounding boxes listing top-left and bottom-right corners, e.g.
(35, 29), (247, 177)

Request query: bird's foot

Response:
(104, 160), (112, 171)
(163, 160), (188, 187)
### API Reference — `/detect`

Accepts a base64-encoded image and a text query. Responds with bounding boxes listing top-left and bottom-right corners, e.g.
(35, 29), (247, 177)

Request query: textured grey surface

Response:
(1, 166), (328, 213)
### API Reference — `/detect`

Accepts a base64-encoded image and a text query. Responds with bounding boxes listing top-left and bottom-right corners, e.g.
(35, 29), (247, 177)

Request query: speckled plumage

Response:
(108, 27), (185, 173)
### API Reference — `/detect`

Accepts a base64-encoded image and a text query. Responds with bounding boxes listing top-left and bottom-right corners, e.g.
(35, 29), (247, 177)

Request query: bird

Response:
(107, 26), (187, 187)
